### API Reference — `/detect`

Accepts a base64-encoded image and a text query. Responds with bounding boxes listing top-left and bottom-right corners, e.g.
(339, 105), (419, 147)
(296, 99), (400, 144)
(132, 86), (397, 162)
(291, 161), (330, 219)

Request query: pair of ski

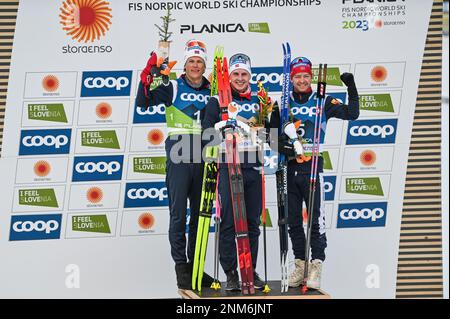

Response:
(276, 43), (328, 294)
(191, 47), (256, 295)
(191, 46), (223, 293)
(301, 63), (328, 294)
(276, 42), (291, 293)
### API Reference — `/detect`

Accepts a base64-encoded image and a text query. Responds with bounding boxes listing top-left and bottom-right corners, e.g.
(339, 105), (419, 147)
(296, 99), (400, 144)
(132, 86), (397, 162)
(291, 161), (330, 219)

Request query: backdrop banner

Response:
(0, 0), (433, 298)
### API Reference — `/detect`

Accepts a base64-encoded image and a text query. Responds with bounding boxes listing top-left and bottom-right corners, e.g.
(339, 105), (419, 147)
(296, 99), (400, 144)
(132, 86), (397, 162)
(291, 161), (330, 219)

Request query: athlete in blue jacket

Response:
(276, 57), (360, 289)
(135, 39), (214, 289)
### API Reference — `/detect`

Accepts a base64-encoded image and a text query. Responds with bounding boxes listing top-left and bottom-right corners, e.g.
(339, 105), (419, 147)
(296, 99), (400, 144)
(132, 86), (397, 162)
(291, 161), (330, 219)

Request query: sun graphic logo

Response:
(138, 213), (155, 230)
(86, 186), (103, 203)
(147, 129), (164, 146)
(95, 102), (112, 119)
(34, 160), (51, 177)
(59, 0), (112, 43)
(42, 75), (60, 92)
(371, 65), (388, 83)
(374, 20), (383, 29)
(360, 150), (377, 167)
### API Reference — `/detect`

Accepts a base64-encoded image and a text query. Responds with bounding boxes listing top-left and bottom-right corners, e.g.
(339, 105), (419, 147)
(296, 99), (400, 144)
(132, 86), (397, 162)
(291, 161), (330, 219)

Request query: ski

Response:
(301, 63), (328, 294)
(192, 46), (223, 292)
(218, 57), (255, 295)
(257, 81), (271, 294)
(276, 42), (291, 293)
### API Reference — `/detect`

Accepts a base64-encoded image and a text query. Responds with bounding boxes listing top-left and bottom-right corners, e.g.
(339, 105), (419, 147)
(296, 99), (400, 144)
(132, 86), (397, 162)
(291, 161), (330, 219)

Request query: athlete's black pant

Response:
(287, 162), (327, 262)
(166, 159), (204, 265)
(218, 165), (262, 273)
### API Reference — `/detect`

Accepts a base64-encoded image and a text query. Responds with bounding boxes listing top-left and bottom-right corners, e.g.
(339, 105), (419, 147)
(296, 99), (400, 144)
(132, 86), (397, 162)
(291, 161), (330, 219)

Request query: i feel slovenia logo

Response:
(59, 0), (112, 43)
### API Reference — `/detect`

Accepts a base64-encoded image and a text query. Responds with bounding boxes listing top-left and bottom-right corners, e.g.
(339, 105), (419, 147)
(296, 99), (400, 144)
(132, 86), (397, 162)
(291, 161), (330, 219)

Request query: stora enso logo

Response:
(60, 0), (112, 42)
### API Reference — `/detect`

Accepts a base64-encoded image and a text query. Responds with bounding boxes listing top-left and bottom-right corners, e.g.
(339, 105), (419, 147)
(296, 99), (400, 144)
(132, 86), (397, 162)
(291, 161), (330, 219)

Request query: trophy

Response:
(153, 9), (176, 85)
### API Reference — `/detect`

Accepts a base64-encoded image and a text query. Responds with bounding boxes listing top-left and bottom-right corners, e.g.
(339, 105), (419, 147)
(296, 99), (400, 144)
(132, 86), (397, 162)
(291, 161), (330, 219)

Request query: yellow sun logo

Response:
(59, 0), (112, 43)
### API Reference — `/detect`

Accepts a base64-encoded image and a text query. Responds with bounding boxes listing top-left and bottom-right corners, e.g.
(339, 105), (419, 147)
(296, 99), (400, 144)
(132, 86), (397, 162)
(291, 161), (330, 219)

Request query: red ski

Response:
(217, 57), (255, 295)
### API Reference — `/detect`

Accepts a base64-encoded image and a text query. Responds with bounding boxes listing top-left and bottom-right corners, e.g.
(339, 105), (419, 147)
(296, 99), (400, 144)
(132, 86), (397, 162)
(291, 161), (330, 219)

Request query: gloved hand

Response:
(140, 52), (177, 91)
(283, 122), (298, 140)
(340, 72), (356, 88)
(140, 51), (157, 88)
(214, 119), (251, 135)
(283, 122), (303, 156)
(340, 72), (358, 98)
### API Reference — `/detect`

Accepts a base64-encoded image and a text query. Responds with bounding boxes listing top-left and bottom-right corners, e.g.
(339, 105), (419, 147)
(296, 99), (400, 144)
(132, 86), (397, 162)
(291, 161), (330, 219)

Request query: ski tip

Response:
(262, 284), (271, 294)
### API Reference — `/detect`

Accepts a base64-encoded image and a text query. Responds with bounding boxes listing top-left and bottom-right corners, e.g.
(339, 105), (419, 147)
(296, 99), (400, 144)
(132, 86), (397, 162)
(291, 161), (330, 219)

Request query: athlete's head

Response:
(229, 53), (252, 93)
(290, 56), (313, 93)
(183, 39), (207, 83)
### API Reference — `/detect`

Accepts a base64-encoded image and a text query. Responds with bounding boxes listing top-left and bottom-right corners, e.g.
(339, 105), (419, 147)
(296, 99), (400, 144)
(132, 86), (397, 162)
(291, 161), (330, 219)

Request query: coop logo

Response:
(19, 129), (71, 155)
(81, 71), (132, 97)
(180, 93), (210, 103)
(250, 67), (283, 92)
(337, 202), (387, 228)
(133, 103), (166, 124)
(291, 106), (317, 118)
(72, 155), (123, 182)
(323, 175), (336, 201)
(9, 214), (62, 241)
(236, 103), (259, 114)
(346, 119), (397, 145)
(124, 182), (169, 208)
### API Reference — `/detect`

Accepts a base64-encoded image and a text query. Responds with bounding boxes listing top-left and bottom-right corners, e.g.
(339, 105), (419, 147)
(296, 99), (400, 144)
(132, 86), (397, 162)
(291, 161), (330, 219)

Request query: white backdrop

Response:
(0, 0), (434, 298)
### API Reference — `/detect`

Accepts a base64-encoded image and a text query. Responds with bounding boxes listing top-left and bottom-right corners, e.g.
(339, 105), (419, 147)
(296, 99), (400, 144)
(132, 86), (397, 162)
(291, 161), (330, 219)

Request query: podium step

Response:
(179, 280), (330, 299)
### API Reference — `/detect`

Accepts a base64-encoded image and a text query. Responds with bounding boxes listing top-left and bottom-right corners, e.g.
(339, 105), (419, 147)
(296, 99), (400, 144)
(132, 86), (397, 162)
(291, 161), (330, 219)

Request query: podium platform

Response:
(179, 281), (330, 299)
